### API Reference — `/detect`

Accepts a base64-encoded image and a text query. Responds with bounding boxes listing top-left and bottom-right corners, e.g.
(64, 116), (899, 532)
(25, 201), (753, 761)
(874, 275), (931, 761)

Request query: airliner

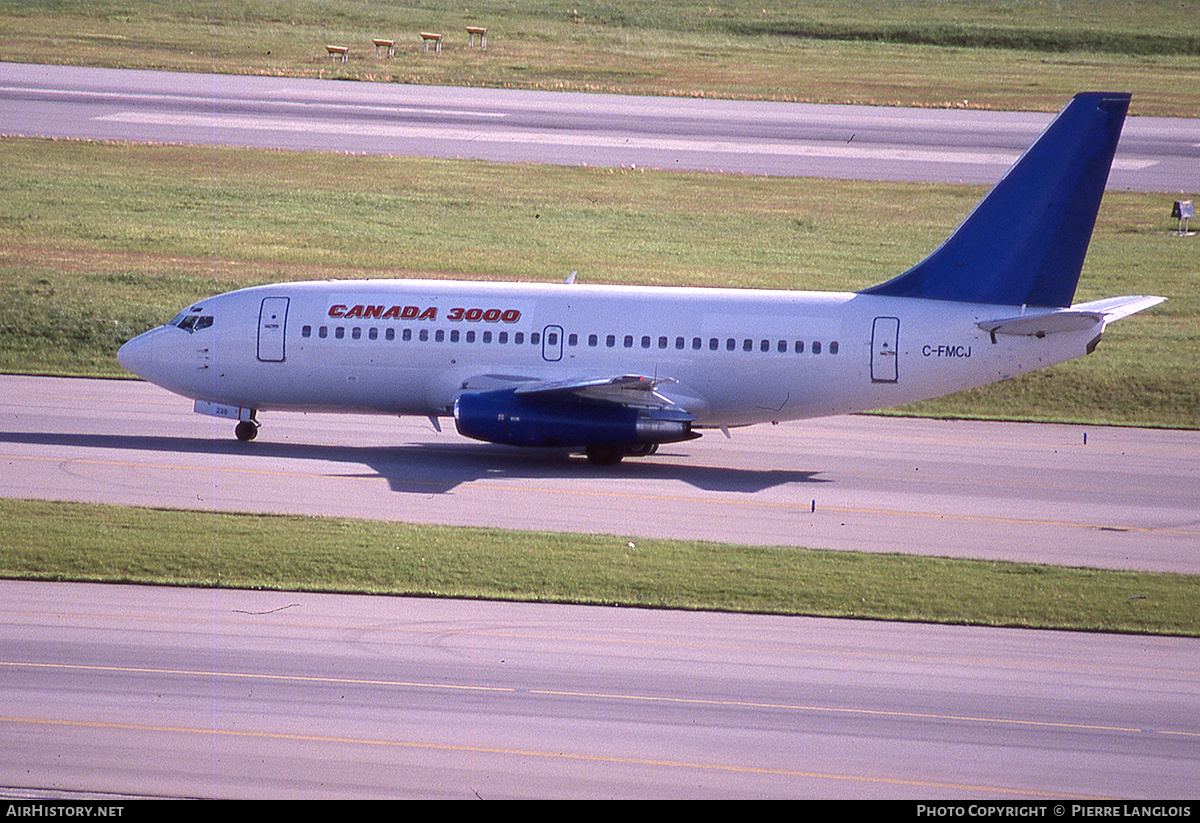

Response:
(118, 92), (1163, 464)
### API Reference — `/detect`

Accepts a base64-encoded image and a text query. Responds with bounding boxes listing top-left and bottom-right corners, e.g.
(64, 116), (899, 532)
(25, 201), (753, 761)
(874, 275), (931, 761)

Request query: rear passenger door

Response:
(871, 316), (899, 383)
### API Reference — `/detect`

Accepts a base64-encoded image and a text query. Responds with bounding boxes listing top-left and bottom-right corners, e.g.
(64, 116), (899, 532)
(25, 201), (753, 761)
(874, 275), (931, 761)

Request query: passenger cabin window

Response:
(299, 312), (841, 362)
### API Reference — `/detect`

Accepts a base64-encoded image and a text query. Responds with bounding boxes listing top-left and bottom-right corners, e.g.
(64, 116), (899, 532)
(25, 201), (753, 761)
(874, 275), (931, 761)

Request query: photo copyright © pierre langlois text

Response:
(916, 808), (1194, 819)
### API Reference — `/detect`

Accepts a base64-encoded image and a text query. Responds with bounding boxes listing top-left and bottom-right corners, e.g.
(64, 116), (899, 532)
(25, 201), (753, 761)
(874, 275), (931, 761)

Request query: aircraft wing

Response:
(978, 295), (1165, 340)
(459, 373), (687, 411)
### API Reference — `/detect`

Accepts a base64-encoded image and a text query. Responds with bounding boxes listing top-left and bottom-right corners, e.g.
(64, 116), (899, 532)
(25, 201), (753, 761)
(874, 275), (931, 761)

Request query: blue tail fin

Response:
(860, 92), (1130, 308)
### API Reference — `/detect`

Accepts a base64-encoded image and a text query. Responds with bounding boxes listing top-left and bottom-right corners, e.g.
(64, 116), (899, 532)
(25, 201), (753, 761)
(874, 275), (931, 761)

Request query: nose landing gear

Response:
(234, 417), (260, 442)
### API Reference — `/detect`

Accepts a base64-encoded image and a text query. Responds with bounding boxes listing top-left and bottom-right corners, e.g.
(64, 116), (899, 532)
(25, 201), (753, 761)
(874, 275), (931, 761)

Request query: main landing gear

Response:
(584, 442), (659, 466)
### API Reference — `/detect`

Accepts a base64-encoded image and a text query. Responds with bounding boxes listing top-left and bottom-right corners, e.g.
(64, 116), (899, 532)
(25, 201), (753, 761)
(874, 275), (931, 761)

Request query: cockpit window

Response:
(170, 308), (213, 333)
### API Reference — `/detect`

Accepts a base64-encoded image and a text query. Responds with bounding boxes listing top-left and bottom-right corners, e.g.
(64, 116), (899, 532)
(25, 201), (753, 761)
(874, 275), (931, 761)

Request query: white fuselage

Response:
(114, 93), (1160, 458)
(117, 278), (1102, 429)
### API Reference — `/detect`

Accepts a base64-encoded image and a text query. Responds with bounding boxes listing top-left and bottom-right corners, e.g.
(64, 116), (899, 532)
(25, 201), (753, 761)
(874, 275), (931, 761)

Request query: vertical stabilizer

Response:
(860, 92), (1130, 308)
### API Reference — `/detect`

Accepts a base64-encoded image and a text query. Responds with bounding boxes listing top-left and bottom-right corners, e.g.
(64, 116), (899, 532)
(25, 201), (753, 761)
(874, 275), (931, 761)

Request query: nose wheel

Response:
(234, 419), (260, 442)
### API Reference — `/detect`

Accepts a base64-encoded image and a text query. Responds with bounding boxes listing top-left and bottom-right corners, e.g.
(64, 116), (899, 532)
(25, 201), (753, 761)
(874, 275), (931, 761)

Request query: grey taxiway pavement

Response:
(3, 580), (1198, 799)
(3, 375), (1198, 574)
(2, 62), (1198, 190)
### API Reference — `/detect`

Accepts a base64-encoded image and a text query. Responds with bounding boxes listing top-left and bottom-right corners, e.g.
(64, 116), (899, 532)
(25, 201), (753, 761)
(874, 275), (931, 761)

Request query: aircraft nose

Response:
(117, 327), (164, 381)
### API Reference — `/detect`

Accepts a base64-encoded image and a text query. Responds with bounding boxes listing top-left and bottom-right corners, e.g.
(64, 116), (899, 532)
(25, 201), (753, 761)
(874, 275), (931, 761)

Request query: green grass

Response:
(3, 498), (1196, 636)
(0, 0), (1197, 115)
(1, 137), (1195, 426)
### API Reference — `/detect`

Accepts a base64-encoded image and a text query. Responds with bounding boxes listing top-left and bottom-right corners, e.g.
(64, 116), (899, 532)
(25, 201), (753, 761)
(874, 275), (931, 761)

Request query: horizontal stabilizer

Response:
(1071, 295), (1167, 322)
(979, 295), (1165, 339)
(978, 311), (1102, 338)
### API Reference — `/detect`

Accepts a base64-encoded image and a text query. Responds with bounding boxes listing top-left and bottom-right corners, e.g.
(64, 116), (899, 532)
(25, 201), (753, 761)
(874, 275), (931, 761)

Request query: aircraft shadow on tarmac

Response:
(2, 431), (825, 495)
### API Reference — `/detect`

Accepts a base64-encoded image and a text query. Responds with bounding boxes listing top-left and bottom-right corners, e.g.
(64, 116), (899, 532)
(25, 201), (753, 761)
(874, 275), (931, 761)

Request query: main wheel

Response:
(585, 443), (624, 466)
(624, 442), (658, 457)
(234, 420), (258, 442)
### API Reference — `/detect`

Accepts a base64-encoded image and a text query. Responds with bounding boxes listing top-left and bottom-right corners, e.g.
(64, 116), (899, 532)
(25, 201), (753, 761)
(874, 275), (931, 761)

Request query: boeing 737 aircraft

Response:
(118, 92), (1163, 464)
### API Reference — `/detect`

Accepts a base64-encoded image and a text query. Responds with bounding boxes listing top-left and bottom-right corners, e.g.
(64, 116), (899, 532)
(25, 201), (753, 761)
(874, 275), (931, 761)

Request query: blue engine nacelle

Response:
(453, 389), (698, 448)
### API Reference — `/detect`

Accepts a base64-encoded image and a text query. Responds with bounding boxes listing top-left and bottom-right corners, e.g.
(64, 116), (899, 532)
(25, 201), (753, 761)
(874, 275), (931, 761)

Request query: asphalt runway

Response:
(3, 580), (1198, 799)
(2, 62), (1197, 190)
(3, 375), (1198, 574)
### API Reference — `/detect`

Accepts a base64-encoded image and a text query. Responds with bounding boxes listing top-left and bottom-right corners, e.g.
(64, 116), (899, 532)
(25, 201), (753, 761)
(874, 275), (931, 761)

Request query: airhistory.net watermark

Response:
(5, 807), (124, 818)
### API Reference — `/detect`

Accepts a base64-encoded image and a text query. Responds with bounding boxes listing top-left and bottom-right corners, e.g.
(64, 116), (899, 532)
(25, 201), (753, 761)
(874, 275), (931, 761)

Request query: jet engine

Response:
(452, 389), (698, 462)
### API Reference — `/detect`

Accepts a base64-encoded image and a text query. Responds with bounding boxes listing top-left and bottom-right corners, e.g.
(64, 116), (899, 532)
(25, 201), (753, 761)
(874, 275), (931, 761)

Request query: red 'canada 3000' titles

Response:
(327, 304), (522, 323)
